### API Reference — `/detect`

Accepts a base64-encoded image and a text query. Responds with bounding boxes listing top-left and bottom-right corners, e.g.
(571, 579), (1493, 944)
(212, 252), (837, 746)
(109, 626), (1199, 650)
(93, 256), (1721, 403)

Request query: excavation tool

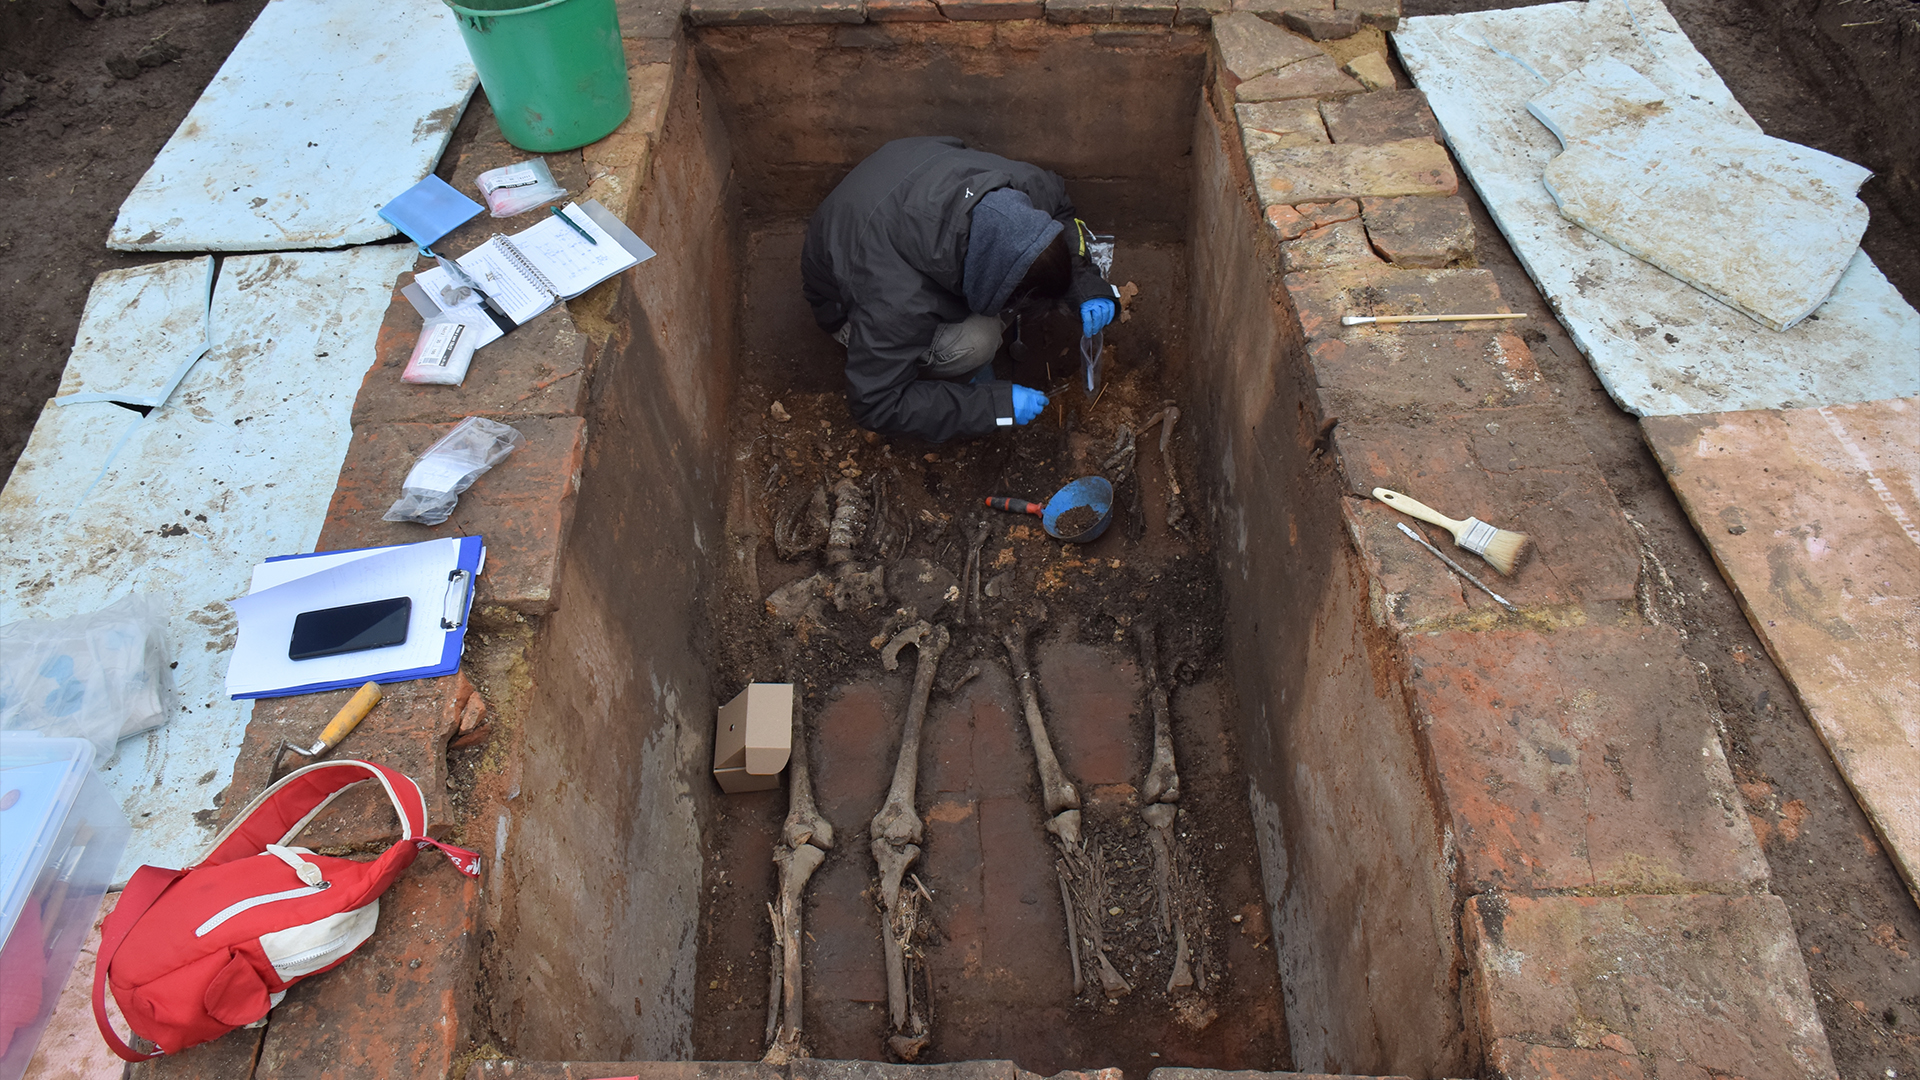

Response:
(269, 681), (382, 779)
(1372, 487), (1533, 575)
(984, 476), (1114, 543)
(1080, 227), (1117, 396)
(1396, 522), (1517, 612)
(1340, 312), (1525, 326)
(1080, 329), (1105, 396)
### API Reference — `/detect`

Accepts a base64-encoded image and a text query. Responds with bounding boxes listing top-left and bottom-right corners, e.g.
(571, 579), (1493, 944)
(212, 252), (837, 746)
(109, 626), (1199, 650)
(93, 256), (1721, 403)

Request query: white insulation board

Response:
(109, 0), (478, 252)
(1393, 0), (1920, 418)
(0, 246), (416, 880)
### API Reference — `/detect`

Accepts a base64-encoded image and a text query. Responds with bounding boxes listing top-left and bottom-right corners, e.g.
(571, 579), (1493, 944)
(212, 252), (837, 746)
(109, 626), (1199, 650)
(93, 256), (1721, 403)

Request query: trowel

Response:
(1079, 330), (1104, 396)
(1080, 229), (1117, 397)
(269, 680), (383, 780)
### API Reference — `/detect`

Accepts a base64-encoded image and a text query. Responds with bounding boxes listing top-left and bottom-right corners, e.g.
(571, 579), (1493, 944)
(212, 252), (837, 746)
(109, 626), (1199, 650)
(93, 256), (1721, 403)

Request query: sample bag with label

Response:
(383, 417), (525, 526)
(476, 158), (568, 218)
(402, 312), (487, 386)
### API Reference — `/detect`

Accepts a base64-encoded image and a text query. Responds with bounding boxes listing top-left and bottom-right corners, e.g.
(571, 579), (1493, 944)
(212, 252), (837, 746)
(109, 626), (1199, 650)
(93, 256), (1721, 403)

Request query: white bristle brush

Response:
(1372, 487), (1533, 576)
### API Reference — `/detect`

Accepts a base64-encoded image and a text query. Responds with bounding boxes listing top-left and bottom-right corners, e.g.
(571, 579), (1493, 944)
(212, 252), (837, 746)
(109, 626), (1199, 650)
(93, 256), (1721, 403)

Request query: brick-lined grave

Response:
(129, 4), (1836, 1079)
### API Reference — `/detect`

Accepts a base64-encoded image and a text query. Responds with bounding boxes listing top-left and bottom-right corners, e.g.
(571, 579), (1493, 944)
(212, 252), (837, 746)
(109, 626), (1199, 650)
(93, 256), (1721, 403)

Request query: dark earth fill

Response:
(1053, 503), (1101, 538)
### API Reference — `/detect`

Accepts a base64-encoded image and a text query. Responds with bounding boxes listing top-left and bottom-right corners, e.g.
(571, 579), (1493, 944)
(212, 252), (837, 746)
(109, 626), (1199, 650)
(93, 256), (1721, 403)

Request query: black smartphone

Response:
(288, 597), (411, 661)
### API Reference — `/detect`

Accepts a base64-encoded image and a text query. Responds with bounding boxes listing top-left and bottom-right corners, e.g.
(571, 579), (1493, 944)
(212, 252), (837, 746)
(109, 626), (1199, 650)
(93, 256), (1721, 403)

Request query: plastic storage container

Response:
(444, 0), (633, 153)
(0, 735), (131, 1080)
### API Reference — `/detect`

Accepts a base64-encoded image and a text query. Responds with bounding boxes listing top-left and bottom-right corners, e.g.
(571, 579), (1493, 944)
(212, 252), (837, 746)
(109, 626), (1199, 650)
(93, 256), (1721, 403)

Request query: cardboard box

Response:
(713, 683), (793, 793)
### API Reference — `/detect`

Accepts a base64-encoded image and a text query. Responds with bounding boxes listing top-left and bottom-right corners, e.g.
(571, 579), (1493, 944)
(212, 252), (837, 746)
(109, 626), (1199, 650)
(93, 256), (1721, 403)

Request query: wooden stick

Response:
(1341, 312), (1524, 325)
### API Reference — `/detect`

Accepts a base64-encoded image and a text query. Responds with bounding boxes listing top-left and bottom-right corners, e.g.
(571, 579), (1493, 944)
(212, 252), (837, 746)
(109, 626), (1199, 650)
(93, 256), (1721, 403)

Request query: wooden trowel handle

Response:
(1372, 488), (1465, 533)
(315, 682), (383, 752)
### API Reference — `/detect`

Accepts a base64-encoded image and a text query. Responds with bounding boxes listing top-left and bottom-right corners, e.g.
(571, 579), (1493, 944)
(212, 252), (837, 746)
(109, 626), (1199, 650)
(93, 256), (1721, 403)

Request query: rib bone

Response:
(871, 622), (948, 1044)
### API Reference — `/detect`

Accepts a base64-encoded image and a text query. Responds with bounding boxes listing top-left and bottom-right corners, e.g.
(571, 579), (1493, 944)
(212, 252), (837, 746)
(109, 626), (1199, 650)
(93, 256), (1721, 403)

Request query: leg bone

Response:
(773, 842), (826, 1051)
(1001, 623), (1081, 821)
(767, 707), (835, 1062)
(871, 623), (948, 1035)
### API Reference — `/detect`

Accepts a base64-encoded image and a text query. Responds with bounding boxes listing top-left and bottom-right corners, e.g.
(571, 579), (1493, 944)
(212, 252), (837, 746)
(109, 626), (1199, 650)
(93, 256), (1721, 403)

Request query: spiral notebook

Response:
(408, 200), (655, 347)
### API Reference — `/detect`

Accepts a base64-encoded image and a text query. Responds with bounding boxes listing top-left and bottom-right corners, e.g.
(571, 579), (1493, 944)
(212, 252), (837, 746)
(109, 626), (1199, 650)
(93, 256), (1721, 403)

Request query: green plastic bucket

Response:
(445, 0), (632, 153)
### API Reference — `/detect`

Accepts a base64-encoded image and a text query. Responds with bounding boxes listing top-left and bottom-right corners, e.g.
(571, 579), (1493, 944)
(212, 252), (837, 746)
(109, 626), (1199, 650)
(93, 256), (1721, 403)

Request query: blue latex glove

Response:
(1080, 298), (1116, 337)
(1011, 385), (1049, 426)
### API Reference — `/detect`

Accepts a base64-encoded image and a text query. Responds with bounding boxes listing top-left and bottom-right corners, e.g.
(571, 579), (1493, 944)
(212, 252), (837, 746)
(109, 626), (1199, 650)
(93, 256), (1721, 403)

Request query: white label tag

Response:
(418, 322), (466, 369)
(403, 457), (474, 493)
(485, 164), (540, 191)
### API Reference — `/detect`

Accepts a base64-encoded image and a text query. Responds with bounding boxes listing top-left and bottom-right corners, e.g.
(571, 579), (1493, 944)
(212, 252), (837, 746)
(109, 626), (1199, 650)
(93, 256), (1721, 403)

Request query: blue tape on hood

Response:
(963, 188), (1064, 316)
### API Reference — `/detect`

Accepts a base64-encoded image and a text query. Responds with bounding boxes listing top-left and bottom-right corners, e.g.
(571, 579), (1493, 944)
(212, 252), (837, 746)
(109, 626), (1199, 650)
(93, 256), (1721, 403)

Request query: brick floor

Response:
(1035, 640), (1142, 787)
(1465, 894), (1834, 1080)
(256, 860), (482, 1079)
(1408, 626), (1768, 893)
(315, 415), (587, 614)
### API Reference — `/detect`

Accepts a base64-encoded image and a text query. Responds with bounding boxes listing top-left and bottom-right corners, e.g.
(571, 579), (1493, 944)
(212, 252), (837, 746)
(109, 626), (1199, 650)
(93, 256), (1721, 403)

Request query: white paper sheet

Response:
(226, 539), (466, 698)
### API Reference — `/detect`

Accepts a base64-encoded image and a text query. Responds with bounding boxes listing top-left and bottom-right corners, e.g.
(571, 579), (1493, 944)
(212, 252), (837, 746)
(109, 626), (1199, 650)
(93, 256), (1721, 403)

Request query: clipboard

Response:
(224, 536), (485, 699)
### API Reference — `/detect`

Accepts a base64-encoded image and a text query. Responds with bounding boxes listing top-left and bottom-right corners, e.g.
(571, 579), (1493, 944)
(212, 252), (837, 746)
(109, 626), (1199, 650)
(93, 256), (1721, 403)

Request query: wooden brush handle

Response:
(1372, 488), (1466, 535)
(1343, 313), (1524, 325)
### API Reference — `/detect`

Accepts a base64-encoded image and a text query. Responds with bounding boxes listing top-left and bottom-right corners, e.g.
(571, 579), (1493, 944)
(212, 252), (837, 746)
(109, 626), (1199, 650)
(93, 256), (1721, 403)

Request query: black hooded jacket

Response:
(801, 137), (1109, 443)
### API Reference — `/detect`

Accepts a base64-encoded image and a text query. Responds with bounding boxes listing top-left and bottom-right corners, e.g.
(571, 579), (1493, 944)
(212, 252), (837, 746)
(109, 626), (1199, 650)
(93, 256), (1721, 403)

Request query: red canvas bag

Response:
(92, 759), (480, 1061)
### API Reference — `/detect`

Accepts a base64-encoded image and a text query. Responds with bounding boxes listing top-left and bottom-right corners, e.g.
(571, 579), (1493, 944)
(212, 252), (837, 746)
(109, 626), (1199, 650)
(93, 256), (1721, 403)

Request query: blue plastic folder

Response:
(378, 174), (482, 253)
(224, 536), (484, 699)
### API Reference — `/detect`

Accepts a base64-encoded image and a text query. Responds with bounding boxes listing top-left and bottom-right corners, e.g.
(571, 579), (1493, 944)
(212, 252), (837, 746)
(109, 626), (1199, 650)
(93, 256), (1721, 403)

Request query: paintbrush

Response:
(1372, 487), (1532, 575)
(1396, 522), (1516, 611)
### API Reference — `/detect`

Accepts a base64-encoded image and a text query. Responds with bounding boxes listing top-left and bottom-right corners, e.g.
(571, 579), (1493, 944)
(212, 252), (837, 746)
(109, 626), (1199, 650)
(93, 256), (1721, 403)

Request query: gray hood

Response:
(962, 187), (1063, 315)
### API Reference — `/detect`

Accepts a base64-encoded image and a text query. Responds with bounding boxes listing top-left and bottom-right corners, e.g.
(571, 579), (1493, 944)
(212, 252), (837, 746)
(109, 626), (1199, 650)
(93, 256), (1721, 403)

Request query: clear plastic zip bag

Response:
(383, 417), (525, 526)
(476, 158), (568, 218)
(0, 592), (174, 764)
(401, 311), (488, 386)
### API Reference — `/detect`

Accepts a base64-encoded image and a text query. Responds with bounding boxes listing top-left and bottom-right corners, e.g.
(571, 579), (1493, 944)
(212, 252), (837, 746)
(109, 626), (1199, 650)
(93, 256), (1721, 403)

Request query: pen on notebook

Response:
(552, 205), (598, 245)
